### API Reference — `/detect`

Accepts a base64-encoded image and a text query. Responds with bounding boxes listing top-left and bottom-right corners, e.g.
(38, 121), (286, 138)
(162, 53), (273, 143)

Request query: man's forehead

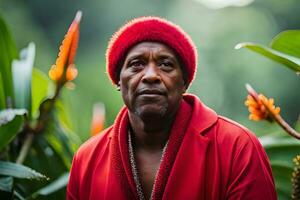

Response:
(125, 41), (179, 60)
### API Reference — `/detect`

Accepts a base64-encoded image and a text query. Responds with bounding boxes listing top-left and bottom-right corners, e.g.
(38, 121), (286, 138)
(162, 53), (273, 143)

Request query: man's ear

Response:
(182, 80), (188, 94)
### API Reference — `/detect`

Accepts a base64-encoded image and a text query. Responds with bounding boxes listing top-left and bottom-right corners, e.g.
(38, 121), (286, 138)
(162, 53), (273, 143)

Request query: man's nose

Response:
(142, 63), (161, 83)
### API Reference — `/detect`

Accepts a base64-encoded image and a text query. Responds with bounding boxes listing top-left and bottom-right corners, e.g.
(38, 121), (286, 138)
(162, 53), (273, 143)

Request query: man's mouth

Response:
(137, 88), (166, 96)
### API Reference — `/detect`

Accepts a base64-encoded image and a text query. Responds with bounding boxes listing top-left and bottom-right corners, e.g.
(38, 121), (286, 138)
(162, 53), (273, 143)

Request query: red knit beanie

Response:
(106, 16), (198, 87)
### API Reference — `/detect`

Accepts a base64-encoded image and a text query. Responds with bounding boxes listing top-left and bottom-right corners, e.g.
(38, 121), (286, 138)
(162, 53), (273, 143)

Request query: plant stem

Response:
(15, 82), (63, 164)
(16, 133), (34, 164)
(273, 113), (300, 140)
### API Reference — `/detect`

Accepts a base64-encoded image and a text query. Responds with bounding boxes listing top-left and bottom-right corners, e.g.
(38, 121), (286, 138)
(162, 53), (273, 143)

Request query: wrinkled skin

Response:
(119, 41), (187, 123)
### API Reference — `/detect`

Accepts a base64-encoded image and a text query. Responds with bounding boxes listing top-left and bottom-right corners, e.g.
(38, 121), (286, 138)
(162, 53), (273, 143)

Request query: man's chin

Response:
(134, 105), (168, 120)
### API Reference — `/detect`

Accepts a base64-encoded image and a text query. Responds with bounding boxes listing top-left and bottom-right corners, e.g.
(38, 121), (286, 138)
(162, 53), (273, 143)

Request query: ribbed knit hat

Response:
(106, 16), (197, 87)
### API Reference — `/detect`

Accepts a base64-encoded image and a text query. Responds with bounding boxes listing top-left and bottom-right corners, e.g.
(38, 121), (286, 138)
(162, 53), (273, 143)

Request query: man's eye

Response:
(161, 62), (171, 66)
(128, 61), (144, 70)
(159, 61), (174, 71)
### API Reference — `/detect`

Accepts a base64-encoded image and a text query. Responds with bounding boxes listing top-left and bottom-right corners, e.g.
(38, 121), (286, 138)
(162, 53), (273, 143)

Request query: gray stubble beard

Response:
(133, 102), (169, 121)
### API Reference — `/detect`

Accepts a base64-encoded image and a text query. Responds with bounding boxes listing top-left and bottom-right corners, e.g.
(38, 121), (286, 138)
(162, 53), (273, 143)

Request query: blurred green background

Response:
(1, 0), (299, 141)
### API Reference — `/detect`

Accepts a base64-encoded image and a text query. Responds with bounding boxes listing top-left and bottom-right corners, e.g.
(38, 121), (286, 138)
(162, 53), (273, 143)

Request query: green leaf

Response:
(17, 135), (68, 198)
(271, 30), (300, 59)
(31, 68), (54, 119)
(45, 118), (78, 169)
(31, 172), (69, 198)
(235, 42), (300, 72)
(0, 161), (47, 180)
(0, 73), (6, 109)
(55, 99), (74, 131)
(260, 135), (300, 147)
(262, 136), (300, 168)
(55, 99), (81, 148)
(42, 100), (80, 169)
(0, 177), (13, 192)
(0, 15), (18, 105)
(45, 133), (72, 169)
(0, 109), (27, 150)
(12, 43), (35, 118)
(271, 161), (293, 200)
(260, 135), (300, 199)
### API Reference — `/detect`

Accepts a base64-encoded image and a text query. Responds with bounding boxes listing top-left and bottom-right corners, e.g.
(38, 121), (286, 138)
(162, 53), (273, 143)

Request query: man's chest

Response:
(135, 150), (163, 199)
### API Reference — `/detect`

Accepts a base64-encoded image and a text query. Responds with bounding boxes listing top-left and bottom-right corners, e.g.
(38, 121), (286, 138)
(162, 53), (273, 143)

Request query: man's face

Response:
(119, 42), (186, 120)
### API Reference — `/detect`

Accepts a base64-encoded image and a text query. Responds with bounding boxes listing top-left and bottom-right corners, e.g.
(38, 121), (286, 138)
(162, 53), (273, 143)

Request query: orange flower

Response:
(91, 103), (105, 136)
(49, 11), (82, 82)
(244, 84), (280, 121)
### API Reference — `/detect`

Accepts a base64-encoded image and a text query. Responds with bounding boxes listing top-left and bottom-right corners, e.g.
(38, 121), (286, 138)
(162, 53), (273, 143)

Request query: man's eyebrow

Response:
(157, 53), (179, 63)
(125, 51), (179, 62)
(125, 53), (146, 62)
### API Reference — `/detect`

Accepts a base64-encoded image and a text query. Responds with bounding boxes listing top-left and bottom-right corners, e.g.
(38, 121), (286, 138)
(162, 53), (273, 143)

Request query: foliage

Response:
(0, 14), (17, 107)
(236, 30), (300, 73)
(237, 30), (300, 199)
(0, 12), (81, 199)
(0, 109), (27, 150)
(0, 161), (47, 180)
(12, 42), (35, 117)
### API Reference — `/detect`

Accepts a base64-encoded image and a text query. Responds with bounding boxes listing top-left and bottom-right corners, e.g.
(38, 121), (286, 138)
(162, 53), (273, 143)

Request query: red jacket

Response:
(67, 94), (277, 200)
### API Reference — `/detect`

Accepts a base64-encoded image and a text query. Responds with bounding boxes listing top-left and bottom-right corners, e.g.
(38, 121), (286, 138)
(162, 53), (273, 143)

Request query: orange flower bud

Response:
(91, 103), (106, 136)
(66, 64), (78, 81)
(49, 11), (81, 83)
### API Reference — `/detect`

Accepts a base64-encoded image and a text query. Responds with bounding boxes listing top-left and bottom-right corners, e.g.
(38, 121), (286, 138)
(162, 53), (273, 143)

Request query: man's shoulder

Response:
(75, 126), (113, 161)
(212, 116), (268, 166)
(214, 115), (261, 146)
(217, 116), (251, 134)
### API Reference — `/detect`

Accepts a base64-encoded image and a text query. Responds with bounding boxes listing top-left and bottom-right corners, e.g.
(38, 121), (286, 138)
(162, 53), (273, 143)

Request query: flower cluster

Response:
(244, 84), (280, 121)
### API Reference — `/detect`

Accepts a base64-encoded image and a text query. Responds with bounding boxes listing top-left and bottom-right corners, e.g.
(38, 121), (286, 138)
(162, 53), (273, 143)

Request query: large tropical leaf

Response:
(30, 172), (69, 198)
(271, 30), (300, 59)
(12, 43), (36, 118)
(0, 15), (18, 105)
(31, 68), (54, 119)
(39, 98), (80, 169)
(260, 135), (300, 199)
(55, 99), (81, 148)
(0, 177), (13, 192)
(44, 112), (79, 169)
(270, 161), (293, 200)
(0, 109), (27, 150)
(0, 161), (47, 180)
(235, 42), (300, 72)
(261, 136), (300, 167)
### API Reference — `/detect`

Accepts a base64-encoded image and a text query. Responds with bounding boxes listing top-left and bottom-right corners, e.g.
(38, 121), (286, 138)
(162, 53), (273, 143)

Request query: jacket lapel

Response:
(162, 94), (218, 199)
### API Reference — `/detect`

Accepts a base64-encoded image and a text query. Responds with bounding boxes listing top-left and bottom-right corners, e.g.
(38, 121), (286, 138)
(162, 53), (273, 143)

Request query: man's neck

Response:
(128, 112), (175, 152)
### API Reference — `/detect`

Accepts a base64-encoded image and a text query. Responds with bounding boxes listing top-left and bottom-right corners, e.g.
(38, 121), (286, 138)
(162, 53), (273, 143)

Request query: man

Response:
(67, 16), (277, 200)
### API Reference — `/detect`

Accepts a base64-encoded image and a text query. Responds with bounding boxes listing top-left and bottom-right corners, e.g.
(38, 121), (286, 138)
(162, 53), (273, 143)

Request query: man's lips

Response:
(137, 88), (166, 96)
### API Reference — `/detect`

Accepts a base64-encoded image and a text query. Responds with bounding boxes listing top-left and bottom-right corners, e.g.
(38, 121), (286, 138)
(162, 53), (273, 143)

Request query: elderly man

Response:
(67, 17), (277, 200)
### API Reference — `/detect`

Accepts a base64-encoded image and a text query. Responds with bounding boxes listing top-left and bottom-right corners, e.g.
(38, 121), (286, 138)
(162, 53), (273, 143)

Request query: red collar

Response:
(183, 93), (218, 135)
